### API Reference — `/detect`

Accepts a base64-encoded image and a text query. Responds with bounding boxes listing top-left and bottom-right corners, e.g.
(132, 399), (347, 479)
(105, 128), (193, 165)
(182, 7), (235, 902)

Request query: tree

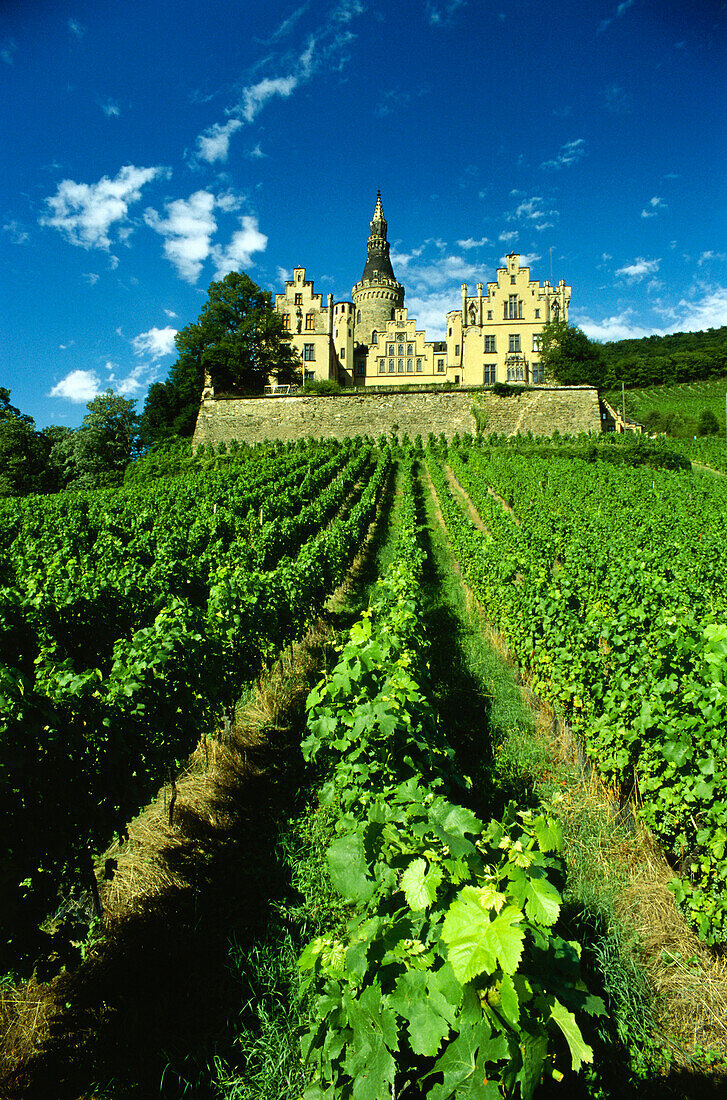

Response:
(69, 390), (139, 489)
(140, 271), (299, 447)
(539, 319), (606, 389)
(0, 389), (50, 496)
(698, 408), (720, 436)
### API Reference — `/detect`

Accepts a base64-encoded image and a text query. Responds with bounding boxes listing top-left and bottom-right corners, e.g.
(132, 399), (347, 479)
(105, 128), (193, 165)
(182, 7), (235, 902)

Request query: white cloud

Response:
(132, 326), (178, 360)
(276, 265), (291, 284)
(579, 287), (727, 342)
(426, 0), (466, 25)
(211, 215), (268, 279)
(615, 256), (661, 282)
(1, 39), (17, 65)
(144, 190), (217, 282)
(604, 83), (632, 114)
(457, 237), (488, 249)
(513, 196), (559, 222)
(598, 0), (635, 33)
(641, 195), (667, 219)
(108, 254), (119, 270)
(50, 369), (101, 403)
(698, 251), (727, 266)
(674, 287), (727, 332)
(241, 74), (299, 122)
(195, 118), (243, 163)
(247, 143), (267, 159)
(82, 272), (100, 285)
(68, 19), (86, 38)
(101, 100), (120, 117)
(499, 230), (519, 243)
(3, 220), (29, 244)
(404, 292), (458, 338)
(164, 308), (178, 318)
(215, 188), (245, 212)
(40, 164), (169, 250)
(104, 362), (160, 398)
(541, 138), (586, 171)
(513, 252), (541, 269)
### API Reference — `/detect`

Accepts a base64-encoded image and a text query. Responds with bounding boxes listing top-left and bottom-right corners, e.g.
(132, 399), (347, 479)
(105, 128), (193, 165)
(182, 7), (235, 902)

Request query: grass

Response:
(604, 376), (727, 435)
(415, 455), (722, 1096)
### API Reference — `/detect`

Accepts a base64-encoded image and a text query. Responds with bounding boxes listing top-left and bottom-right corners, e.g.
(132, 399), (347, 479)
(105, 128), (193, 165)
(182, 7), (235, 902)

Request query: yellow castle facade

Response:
(273, 193), (570, 388)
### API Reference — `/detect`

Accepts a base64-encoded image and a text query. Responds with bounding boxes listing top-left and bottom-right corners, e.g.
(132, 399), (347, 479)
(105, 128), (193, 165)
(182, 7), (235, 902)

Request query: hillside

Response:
(604, 375), (727, 437)
(601, 326), (727, 389)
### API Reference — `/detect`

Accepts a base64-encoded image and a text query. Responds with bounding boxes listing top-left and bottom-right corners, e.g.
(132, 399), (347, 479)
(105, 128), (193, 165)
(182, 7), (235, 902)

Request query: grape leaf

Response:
(327, 833), (375, 903)
(524, 875), (561, 926)
(442, 888), (525, 983)
(549, 997), (594, 1072)
(401, 857), (443, 911)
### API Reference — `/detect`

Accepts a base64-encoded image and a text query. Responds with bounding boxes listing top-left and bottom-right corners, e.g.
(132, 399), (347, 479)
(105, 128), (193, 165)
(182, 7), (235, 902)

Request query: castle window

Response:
(305, 312), (315, 331)
(487, 310), (493, 320)
(295, 293), (302, 306)
(532, 334), (543, 352)
(484, 364), (496, 384)
(398, 344), (404, 356)
(356, 363), (366, 375)
(535, 308), (540, 319)
(357, 310), (361, 323)
(505, 295), (522, 320)
(388, 344), (394, 355)
(484, 335), (496, 353)
(532, 363), (544, 383)
(455, 344), (460, 356)
(416, 358), (422, 372)
(510, 275), (516, 285)
(407, 344), (413, 355)
(396, 332), (405, 341)
(388, 359), (394, 372)
(437, 359), (445, 372)
(508, 334), (521, 353)
(340, 346), (345, 359)
(407, 359), (413, 372)
(303, 343), (315, 361)
(282, 314), (290, 330)
(398, 359), (404, 372)
(372, 330), (377, 344)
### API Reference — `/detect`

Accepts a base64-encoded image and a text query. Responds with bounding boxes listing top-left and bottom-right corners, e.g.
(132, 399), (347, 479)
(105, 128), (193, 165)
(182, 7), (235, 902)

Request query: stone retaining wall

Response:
(192, 386), (602, 448)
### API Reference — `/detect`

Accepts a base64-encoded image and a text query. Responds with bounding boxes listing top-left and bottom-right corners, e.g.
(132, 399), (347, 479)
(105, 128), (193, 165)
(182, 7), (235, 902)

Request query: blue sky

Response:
(2, 0), (725, 427)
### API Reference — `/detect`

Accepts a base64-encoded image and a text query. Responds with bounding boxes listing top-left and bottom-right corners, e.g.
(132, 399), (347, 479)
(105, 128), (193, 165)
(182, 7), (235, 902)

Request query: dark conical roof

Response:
(360, 191), (398, 283)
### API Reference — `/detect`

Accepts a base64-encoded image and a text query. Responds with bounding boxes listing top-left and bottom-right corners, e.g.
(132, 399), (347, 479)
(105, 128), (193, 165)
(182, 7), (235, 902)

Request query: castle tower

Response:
(352, 191), (405, 347)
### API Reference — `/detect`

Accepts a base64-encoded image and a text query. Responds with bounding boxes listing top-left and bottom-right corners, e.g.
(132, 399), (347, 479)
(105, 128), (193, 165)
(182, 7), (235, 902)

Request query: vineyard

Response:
(2, 432), (727, 1097)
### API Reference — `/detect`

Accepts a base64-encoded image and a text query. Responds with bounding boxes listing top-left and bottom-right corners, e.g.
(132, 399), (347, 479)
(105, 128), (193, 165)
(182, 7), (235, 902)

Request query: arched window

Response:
(371, 330), (378, 344)
(357, 310), (361, 323)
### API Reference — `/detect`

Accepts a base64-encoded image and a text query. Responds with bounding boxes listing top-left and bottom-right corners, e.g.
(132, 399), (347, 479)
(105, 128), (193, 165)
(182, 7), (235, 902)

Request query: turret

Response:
(352, 191), (405, 347)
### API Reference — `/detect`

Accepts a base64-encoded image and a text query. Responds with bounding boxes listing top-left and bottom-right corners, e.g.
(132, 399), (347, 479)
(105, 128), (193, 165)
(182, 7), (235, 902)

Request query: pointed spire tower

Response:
(352, 191), (405, 347)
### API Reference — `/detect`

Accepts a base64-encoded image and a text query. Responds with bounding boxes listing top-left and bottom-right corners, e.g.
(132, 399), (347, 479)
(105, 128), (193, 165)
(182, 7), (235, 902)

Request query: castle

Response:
(273, 191), (571, 389)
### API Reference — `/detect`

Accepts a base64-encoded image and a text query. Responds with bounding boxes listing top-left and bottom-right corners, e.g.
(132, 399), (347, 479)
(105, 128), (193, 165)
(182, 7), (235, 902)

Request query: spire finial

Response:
(373, 190), (384, 220)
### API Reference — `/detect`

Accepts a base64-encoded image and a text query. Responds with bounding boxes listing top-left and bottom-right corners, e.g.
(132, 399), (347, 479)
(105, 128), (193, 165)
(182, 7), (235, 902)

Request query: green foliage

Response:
(540, 320), (606, 388)
(428, 438), (727, 944)
(140, 271), (299, 447)
(601, 326), (727, 389)
(0, 388), (51, 496)
(298, 461), (603, 1097)
(68, 389), (139, 489)
(0, 438), (391, 973)
(698, 408), (719, 436)
(604, 375), (727, 439)
(302, 379), (343, 395)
